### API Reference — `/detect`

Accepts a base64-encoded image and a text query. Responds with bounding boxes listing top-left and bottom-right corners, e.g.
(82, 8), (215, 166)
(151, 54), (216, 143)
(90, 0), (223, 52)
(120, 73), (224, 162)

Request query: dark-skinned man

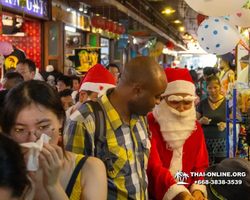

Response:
(65, 56), (194, 200)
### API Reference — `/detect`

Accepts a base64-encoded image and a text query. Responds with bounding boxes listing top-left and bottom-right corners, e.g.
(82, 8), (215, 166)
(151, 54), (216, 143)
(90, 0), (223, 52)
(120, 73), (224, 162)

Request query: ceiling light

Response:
(191, 38), (194, 42)
(79, 4), (83, 12)
(179, 26), (185, 32)
(173, 20), (181, 24)
(83, 7), (88, 14)
(162, 8), (175, 14)
(67, 8), (71, 12)
(188, 35), (192, 39)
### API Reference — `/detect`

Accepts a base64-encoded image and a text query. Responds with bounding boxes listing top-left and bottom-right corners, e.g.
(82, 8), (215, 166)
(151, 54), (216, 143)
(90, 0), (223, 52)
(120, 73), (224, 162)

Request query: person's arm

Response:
(190, 124), (209, 199)
(81, 157), (107, 200)
(147, 133), (192, 200)
(65, 105), (95, 156)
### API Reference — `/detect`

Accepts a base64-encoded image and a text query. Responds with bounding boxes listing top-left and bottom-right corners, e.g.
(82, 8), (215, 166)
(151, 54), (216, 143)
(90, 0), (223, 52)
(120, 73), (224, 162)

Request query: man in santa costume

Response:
(147, 68), (209, 200)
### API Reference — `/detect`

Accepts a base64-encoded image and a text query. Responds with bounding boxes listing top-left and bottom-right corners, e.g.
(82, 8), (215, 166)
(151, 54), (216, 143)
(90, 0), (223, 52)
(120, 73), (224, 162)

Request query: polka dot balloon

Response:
(228, 6), (250, 28)
(197, 16), (239, 55)
(184, 0), (247, 17)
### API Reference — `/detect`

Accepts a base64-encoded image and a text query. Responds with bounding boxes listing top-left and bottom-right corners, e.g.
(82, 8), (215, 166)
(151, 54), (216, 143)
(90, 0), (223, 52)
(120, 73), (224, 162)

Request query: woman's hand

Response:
(199, 117), (211, 125)
(218, 122), (226, 131)
(39, 143), (63, 190)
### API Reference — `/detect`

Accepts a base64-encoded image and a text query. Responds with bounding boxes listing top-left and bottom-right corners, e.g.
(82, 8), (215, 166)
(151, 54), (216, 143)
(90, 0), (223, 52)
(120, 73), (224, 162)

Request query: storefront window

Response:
(49, 24), (59, 56)
(101, 38), (109, 67)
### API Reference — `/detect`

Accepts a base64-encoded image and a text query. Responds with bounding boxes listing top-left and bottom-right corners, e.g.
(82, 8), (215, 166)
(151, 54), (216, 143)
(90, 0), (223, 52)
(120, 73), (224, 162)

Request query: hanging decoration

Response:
(197, 14), (207, 26)
(106, 20), (115, 37)
(197, 16), (239, 55)
(184, 0), (247, 17)
(0, 42), (13, 56)
(90, 14), (105, 31)
(19, 0), (27, 18)
(99, 17), (109, 35)
(238, 38), (250, 53)
(165, 41), (175, 50)
(228, 1), (250, 28)
(150, 42), (164, 57)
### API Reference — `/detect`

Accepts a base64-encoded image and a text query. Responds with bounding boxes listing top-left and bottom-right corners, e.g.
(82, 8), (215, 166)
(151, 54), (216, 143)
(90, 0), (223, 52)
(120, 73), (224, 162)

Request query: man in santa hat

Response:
(147, 68), (209, 200)
(65, 63), (117, 120)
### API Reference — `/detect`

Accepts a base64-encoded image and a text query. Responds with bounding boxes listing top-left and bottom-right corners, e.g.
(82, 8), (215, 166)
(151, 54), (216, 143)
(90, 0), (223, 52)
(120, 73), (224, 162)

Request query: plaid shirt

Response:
(65, 89), (151, 200)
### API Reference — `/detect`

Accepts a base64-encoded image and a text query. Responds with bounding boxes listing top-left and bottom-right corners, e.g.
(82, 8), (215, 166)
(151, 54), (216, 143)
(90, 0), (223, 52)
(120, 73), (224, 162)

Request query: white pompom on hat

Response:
(162, 68), (195, 96)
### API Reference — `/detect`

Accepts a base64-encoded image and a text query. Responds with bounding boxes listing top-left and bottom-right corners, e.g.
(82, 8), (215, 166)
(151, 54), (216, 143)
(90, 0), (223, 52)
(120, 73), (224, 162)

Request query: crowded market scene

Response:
(1, 0), (250, 200)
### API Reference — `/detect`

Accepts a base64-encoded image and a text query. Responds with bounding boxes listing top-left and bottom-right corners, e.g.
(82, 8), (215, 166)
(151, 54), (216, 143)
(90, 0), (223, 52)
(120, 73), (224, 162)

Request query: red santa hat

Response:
(162, 68), (195, 97)
(78, 64), (117, 97)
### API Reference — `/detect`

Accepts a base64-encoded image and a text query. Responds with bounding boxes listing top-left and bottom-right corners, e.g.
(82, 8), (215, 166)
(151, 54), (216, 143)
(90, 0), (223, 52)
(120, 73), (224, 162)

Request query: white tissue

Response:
(20, 134), (51, 171)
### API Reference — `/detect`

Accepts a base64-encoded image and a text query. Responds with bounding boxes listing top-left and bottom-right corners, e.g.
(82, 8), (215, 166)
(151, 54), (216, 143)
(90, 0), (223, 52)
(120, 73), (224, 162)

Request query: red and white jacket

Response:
(147, 113), (209, 200)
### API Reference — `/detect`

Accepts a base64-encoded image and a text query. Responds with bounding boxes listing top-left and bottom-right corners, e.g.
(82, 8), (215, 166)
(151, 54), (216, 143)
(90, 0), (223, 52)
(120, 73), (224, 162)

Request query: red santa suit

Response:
(147, 68), (209, 200)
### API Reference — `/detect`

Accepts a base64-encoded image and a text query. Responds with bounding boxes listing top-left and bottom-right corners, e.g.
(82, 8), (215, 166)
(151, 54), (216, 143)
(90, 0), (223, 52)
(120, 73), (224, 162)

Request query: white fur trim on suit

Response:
(169, 146), (183, 178)
(190, 183), (207, 198)
(162, 80), (195, 97)
(79, 82), (115, 96)
(163, 184), (190, 200)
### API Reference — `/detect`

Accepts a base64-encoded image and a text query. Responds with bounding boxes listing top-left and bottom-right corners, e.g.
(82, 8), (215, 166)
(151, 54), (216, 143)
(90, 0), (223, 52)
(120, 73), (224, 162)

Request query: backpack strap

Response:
(143, 116), (152, 140)
(86, 99), (114, 172)
(66, 156), (88, 198)
(87, 100), (106, 158)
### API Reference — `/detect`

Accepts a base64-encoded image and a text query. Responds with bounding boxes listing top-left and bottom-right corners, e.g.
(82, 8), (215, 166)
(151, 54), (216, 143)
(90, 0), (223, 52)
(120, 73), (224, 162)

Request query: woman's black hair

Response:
(1, 80), (66, 154)
(189, 70), (198, 84)
(206, 75), (221, 88)
(0, 134), (30, 197)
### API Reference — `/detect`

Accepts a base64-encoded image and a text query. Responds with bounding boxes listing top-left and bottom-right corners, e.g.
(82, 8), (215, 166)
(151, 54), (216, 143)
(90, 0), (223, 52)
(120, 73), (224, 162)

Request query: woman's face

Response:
(12, 103), (62, 144)
(207, 81), (221, 98)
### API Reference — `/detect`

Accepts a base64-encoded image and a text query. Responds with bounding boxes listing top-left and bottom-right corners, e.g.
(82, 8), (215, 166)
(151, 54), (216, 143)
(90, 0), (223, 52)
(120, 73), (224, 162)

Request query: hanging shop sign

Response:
(2, 0), (49, 19)
(68, 47), (101, 72)
(52, 3), (90, 31)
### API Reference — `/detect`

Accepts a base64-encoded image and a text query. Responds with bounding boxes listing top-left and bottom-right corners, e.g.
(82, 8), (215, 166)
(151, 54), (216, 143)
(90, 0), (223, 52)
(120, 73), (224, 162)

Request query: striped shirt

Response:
(65, 89), (151, 200)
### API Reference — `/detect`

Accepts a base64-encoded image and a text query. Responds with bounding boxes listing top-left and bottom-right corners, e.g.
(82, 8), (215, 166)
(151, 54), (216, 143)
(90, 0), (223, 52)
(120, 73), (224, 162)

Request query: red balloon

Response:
(197, 14), (207, 26)
(100, 18), (109, 30)
(165, 41), (174, 50)
(90, 15), (104, 28)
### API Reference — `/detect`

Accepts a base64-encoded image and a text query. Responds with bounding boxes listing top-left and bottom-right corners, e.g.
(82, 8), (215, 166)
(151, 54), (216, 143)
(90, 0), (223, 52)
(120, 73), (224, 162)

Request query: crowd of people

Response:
(0, 55), (250, 200)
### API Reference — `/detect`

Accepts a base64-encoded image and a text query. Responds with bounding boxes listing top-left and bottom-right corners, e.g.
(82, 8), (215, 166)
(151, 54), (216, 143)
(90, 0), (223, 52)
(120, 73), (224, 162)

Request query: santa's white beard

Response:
(153, 100), (196, 150)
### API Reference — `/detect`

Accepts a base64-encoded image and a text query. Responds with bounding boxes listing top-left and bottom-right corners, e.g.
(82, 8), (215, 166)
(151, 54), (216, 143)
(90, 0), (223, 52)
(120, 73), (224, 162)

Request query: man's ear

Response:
(31, 71), (36, 78)
(132, 83), (142, 94)
(79, 90), (87, 103)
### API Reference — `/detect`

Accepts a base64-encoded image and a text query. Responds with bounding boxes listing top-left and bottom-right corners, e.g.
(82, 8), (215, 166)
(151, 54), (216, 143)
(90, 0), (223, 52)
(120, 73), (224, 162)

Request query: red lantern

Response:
(106, 20), (115, 32)
(90, 15), (104, 28)
(165, 41), (174, 50)
(112, 22), (119, 34)
(120, 25), (125, 34)
(100, 17), (109, 30)
(197, 14), (207, 26)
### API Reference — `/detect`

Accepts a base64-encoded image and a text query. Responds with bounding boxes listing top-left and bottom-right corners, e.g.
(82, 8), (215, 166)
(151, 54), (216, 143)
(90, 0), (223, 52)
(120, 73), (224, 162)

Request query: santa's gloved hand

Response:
(175, 192), (195, 200)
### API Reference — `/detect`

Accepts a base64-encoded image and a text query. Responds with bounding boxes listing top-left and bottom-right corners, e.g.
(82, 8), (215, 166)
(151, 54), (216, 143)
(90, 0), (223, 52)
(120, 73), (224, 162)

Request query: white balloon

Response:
(197, 17), (239, 55)
(0, 53), (5, 69)
(185, 0), (247, 16)
(228, 7), (250, 28)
